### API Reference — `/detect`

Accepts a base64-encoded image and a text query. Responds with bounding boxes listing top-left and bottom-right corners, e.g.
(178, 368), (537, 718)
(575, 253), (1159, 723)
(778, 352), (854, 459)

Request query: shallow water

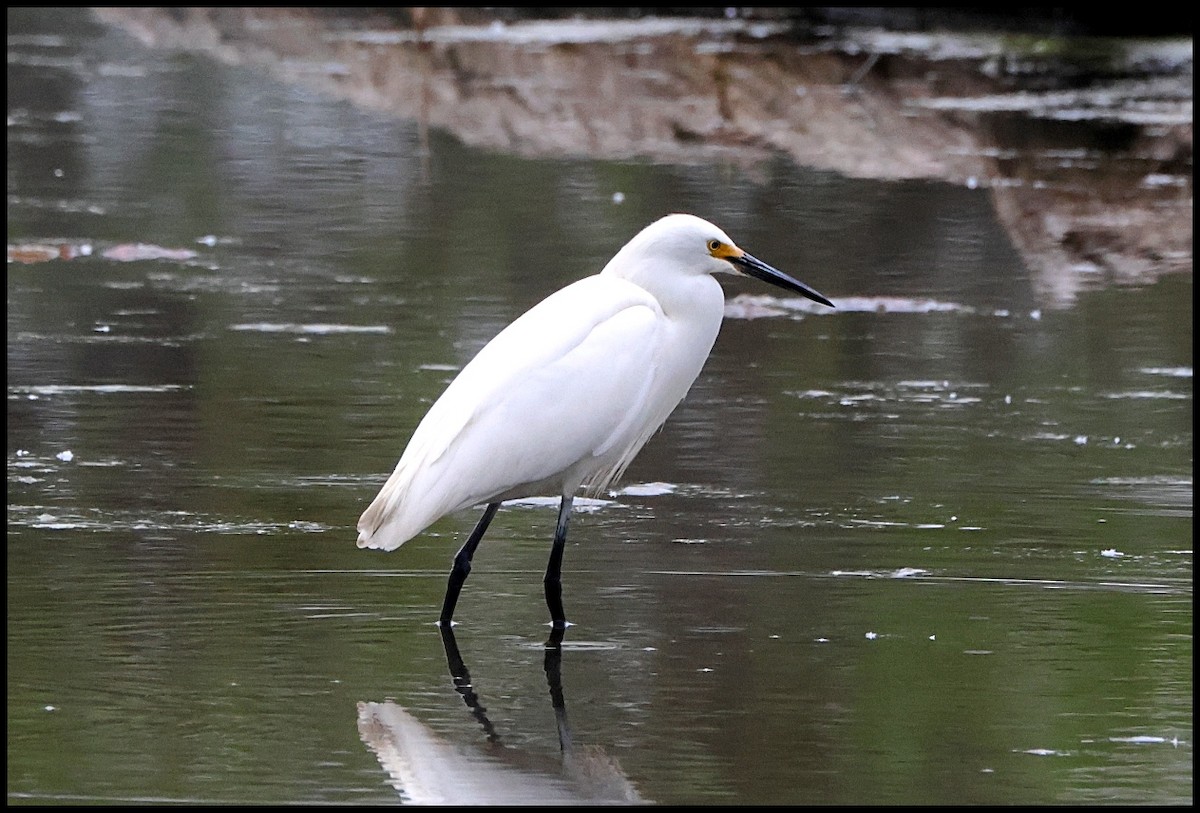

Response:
(7, 8), (1192, 805)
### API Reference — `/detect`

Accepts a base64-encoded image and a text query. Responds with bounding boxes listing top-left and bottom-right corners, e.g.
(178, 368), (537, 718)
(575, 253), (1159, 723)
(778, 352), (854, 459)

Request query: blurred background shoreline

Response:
(88, 7), (1193, 308)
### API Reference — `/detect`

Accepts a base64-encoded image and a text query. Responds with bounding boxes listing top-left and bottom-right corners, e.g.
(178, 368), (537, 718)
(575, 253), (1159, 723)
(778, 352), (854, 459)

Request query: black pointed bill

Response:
(730, 251), (834, 308)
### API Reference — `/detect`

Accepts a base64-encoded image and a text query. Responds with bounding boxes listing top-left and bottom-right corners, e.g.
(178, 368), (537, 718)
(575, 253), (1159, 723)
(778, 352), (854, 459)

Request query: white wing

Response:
(357, 274), (665, 551)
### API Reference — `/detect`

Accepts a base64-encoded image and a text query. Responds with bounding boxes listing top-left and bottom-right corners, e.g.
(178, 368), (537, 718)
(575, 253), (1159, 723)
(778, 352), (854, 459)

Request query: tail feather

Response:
(356, 471), (420, 551)
(357, 457), (471, 551)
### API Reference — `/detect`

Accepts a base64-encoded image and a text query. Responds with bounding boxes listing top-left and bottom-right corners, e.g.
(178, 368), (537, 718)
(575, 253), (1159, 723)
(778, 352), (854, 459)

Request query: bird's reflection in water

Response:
(357, 626), (645, 805)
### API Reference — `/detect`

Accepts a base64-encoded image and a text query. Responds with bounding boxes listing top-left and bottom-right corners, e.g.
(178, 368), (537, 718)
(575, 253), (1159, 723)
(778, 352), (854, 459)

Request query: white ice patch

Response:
(229, 323), (391, 334)
(503, 495), (616, 512)
(615, 482), (677, 497)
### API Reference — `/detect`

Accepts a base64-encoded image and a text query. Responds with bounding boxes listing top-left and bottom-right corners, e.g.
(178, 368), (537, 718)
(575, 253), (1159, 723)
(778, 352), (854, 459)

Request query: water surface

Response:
(7, 8), (1192, 805)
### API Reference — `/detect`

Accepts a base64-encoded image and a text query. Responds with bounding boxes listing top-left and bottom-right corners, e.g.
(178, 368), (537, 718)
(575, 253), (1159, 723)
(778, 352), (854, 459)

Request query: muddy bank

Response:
(92, 8), (1192, 307)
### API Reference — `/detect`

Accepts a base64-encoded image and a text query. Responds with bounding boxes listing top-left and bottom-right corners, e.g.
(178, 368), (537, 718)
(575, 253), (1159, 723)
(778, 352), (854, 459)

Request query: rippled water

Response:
(7, 8), (1192, 805)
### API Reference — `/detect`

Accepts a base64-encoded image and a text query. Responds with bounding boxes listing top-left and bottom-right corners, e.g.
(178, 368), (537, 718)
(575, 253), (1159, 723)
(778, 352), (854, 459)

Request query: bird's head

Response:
(605, 213), (834, 309)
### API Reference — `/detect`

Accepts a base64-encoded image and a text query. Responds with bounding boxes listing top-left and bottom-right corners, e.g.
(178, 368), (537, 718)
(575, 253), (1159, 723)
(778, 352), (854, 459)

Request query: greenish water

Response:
(7, 8), (1191, 805)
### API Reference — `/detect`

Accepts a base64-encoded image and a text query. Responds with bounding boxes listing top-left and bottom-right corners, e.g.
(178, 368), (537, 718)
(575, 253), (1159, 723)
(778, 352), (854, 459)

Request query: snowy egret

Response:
(357, 213), (834, 627)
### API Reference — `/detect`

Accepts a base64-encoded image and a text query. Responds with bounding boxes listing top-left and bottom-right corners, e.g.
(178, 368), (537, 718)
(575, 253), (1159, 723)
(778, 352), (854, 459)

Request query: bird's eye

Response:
(707, 239), (722, 252)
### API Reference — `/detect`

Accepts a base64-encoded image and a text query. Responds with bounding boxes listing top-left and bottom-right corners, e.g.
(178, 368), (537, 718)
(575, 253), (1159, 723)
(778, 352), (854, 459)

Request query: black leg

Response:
(543, 494), (574, 628)
(439, 502), (500, 626)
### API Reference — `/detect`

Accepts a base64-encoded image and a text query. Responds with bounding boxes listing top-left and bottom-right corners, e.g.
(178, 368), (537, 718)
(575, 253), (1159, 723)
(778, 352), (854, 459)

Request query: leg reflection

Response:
(438, 623), (501, 744)
(438, 623), (575, 754)
(542, 626), (571, 755)
(356, 624), (644, 803)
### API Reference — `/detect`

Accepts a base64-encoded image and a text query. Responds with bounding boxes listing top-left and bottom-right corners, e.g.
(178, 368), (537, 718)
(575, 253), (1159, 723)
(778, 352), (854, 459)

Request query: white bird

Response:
(357, 213), (833, 627)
